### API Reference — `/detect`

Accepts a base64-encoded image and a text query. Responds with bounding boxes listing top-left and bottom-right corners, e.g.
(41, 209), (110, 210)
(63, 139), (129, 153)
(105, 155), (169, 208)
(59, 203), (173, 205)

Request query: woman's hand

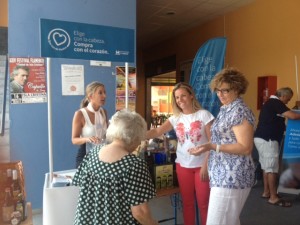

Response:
(200, 163), (209, 181)
(131, 202), (158, 225)
(188, 142), (212, 155)
(87, 136), (101, 144)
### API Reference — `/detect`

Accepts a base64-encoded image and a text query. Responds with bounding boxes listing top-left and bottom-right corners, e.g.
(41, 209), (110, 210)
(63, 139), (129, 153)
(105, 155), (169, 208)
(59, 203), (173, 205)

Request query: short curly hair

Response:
(106, 109), (147, 151)
(210, 67), (249, 95)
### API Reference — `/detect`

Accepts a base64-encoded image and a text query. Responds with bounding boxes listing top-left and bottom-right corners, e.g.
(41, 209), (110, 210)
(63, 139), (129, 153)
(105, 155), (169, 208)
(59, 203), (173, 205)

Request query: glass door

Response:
(148, 71), (176, 128)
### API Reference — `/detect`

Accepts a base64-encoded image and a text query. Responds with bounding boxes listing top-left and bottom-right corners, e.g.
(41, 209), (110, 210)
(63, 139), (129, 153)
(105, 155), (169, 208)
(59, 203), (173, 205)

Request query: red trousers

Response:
(176, 163), (210, 225)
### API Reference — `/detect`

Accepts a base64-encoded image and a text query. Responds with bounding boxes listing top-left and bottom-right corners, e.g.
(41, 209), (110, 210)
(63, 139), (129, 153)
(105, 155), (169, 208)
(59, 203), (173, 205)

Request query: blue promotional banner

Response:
(40, 19), (134, 62)
(189, 37), (227, 117)
(283, 114), (300, 159)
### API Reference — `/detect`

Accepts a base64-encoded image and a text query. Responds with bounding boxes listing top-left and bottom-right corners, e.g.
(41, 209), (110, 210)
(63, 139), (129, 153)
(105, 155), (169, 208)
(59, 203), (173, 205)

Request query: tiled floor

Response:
(32, 211), (43, 225)
(33, 181), (300, 225)
(240, 180), (300, 225)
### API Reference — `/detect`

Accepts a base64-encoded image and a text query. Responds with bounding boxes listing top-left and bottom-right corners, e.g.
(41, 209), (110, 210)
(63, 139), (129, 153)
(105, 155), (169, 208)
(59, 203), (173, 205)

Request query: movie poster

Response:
(9, 57), (47, 104)
(115, 66), (136, 111)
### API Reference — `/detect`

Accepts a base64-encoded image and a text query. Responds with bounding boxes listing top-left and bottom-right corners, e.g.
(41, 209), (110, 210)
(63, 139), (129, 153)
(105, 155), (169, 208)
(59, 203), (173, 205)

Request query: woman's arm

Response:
(103, 108), (109, 128)
(146, 120), (173, 140)
(131, 202), (158, 225)
(200, 152), (209, 181)
(190, 119), (254, 156)
(192, 120), (213, 180)
(188, 120), (213, 156)
(71, 110), (89, 145)
(219, 119), (254, 155)
(205, 120), (213, 141)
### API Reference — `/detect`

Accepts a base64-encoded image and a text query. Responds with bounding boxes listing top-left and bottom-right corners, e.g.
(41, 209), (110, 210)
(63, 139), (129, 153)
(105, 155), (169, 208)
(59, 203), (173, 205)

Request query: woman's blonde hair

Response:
(80, 81), (105, 108)
(171, 82), (202, 116)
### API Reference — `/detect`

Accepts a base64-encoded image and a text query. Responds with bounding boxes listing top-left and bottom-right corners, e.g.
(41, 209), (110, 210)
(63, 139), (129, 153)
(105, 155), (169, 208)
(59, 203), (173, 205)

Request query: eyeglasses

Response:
(215, 88), (231, 95)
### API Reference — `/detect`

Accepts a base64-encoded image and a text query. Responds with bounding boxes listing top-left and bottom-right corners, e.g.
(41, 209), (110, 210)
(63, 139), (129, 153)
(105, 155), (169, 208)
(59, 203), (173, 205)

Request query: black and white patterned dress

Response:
(72, 147), (156, 225)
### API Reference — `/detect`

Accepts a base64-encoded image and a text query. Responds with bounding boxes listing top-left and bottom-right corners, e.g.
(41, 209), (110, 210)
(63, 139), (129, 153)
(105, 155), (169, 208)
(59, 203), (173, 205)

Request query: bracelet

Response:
(216, 144), (220, 153)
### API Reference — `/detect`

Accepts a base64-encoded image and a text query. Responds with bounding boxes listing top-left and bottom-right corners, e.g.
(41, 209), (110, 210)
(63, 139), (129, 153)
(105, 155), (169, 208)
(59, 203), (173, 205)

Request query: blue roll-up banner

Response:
(40, 19), (134, 62)
(279, 112), (300, 195)
(283, 114), (300, 160)
(189, 37), (227, 117)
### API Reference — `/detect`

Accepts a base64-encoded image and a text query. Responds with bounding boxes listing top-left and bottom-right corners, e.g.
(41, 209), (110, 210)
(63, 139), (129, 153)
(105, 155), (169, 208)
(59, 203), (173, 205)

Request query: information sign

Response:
(40, 19), (134, 62)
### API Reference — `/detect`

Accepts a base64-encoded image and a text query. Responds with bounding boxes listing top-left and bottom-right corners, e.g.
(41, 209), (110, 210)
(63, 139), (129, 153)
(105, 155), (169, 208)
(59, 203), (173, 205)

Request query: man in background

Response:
(254, 87), (300, 207)
(10, 65), (29, 93)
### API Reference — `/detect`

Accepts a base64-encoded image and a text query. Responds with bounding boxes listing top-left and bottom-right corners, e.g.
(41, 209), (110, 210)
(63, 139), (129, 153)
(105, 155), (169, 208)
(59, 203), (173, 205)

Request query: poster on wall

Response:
(115, 66), (136, 111)
(9, 57), (47, 104)
(61, 64), (84, 96)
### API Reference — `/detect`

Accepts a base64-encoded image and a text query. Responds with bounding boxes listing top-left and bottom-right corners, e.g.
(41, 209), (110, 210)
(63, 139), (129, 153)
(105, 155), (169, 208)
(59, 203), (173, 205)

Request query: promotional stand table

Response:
(43, 169), (79, 225)
(43, 170), (181, 225)
(156, 187), (181, 224)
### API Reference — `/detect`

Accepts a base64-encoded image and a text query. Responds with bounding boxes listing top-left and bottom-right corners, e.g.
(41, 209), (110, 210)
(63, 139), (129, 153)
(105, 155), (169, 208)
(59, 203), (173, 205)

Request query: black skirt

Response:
(75, 144), (86, 168)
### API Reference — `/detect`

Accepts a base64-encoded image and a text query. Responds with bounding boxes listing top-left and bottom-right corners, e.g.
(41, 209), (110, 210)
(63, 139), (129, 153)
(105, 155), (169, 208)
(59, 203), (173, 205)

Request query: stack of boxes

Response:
(139, 136), (178, 190)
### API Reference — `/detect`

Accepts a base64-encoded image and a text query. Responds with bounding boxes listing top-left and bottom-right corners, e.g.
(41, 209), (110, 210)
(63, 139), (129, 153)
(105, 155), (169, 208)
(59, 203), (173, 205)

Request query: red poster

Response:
(9, 57), (47, 104)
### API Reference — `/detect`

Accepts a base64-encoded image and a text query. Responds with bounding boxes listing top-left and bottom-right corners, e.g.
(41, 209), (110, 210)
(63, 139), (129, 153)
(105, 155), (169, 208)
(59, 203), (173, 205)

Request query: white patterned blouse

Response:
(208, 97), (256, 189)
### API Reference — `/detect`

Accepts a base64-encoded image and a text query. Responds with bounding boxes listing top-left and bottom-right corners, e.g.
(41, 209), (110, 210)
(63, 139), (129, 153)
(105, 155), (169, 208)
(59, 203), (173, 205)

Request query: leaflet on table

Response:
(51, 170), (76, 187)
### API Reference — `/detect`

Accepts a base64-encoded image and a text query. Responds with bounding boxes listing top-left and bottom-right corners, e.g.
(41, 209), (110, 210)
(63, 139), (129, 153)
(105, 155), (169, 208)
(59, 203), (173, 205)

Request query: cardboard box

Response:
(0, 161), (26, 202)
(0, 161), (27, 222)
(154, 163), (173, 189)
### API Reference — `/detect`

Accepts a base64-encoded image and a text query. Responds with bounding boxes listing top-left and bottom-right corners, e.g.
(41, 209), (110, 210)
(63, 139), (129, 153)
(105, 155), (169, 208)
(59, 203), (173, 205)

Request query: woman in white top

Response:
(72, 81), (108, 168)
(146, 82), (214, 225)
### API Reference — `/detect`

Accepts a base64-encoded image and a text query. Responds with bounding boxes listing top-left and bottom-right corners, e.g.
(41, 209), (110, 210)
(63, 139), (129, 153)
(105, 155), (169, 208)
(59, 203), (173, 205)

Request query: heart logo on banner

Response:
(47, 28), (71, 51)
(53, 32), (67, 46)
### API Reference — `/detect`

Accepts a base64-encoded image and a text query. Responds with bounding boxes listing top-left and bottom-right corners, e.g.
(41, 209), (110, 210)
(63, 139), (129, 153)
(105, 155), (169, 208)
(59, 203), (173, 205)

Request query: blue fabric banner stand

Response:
(189, 37), (227, 117)
(278, 112), (300, 195)
(283, 115), (300, 160)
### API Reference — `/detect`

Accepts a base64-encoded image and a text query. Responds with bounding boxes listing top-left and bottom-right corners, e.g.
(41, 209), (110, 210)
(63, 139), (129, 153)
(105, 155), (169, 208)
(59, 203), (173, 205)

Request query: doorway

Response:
(146, 71), (176, 128)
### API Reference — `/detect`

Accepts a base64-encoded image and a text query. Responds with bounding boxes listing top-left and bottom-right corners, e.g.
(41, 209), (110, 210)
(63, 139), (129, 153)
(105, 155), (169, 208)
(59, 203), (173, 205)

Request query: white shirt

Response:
(80, 108), (106, 153)
(169, 109), (214, 168)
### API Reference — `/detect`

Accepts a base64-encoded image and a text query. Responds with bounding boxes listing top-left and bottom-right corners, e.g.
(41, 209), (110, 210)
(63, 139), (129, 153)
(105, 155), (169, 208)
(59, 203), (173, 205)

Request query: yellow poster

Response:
(116, 66), (136, 111)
